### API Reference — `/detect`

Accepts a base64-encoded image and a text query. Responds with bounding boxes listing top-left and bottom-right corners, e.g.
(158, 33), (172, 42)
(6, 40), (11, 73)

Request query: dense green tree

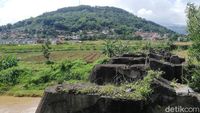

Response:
(186, 3), (200, 60)
(186, 3), (200, 92)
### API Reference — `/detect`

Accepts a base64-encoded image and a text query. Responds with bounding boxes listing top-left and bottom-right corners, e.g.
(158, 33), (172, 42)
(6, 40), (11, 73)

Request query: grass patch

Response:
(65, 70), (161, 100)
(6, 90), (43, 97)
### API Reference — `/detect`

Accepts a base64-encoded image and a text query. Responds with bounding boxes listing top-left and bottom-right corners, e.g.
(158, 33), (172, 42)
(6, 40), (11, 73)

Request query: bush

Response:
(0, 67), (23, 85)
(56, 60), (93, 81)
(189, 67), (200, 92)
(29, 69), (49, 84)
(102, 40), (131, 57)
(94, 57), (109, 64)
(137, 70), (161, 97)
(0, 55), (18, 71)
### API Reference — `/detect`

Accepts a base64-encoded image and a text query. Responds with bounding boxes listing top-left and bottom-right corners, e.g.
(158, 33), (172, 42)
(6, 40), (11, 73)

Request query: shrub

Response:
(189, 67), (200, 92)
(0, 67), (23, 85)
(29, 70), (50, 85)
(94, 57), (109, 64)
(0, 55), (18, 71)
(135, 70), (161, 97)
(56, 60), (93, 81)
(102, 40), (131, 57)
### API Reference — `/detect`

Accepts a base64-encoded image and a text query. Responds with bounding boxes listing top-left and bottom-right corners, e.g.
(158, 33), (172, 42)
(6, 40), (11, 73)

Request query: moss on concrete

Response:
(63, 70), (161, 100)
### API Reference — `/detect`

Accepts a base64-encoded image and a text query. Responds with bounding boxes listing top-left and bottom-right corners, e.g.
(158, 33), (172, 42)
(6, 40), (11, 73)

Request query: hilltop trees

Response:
(0, 6), (175, 39)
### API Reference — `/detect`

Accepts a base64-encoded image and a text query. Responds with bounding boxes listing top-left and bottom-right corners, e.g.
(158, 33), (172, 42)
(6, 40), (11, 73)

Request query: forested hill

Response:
(0, 5), (176, 39)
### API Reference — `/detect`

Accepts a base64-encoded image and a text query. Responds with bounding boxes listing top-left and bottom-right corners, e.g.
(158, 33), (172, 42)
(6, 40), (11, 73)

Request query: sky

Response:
(0, 0), (199, 26)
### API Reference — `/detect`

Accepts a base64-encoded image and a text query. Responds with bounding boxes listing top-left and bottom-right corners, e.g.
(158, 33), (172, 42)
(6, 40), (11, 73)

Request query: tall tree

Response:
(186, 3), (200, 92)
(186, 3), (200, 61)
(42, 39), (51, 63)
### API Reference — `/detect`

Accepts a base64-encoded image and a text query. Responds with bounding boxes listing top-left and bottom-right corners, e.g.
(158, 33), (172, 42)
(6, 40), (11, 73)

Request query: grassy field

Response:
(0, 40), (170, 52)
(0, 40), (175, 62)
(10, 51), (103, 63)
(0, 41), (106, 63)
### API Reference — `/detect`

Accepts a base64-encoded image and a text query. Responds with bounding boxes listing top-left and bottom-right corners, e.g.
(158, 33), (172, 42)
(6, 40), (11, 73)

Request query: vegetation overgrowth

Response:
(65, 70), (162, 100)
(0, 39), (194, 97)
(0, 58), (108, 96)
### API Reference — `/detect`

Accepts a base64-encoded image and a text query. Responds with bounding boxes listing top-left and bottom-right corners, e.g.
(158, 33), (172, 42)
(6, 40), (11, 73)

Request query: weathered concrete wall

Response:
(152, 94), (200, 113)
(36, 92), (100, 113)
(36, 81), (200, 113)
(89, 64), (146, 85)
(90, 52), (185, 84)
(108, 57), (146, 65)
(36, 89), (148, 113)
(120, 53), (146, 58)
(149, 59), (183, 82)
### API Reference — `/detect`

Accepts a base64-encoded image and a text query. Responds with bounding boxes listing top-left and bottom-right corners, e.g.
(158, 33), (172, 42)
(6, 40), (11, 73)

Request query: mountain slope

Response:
(0, 5), (176, 39)
(165, 25), (187, 35)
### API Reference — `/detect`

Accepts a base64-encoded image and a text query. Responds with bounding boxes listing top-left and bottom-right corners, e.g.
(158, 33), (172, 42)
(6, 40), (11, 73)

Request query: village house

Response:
(134, 31), (164, 40)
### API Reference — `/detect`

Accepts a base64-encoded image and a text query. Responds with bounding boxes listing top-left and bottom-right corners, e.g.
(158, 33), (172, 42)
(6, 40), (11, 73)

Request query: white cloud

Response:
(129, 0), (188, 25)
(137, 8), (153, 18)
(0, 0), (199, 26)
(0, 0), (78, 25)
